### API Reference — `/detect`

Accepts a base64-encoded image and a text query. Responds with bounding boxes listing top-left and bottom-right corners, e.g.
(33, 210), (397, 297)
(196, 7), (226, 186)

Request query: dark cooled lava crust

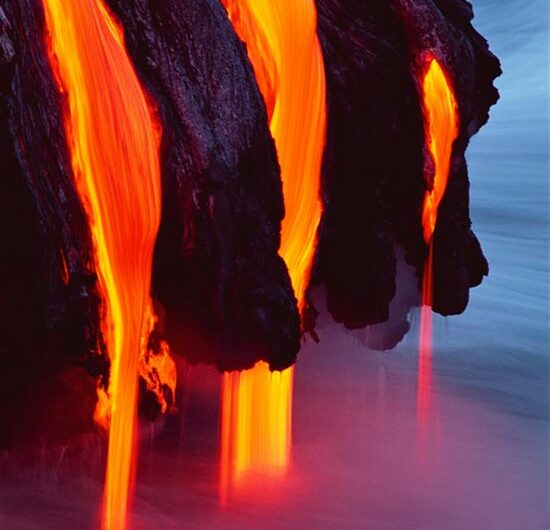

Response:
(0, 0), (499, 445)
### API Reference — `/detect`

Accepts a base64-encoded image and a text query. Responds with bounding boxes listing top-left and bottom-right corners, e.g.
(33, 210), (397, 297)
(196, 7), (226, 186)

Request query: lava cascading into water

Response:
(417, 57), (459, 431)
(417, 243), (434, 426)
(220, 0), (326, 503)
(42, 1), (173, 528)
(220, 363), (293, 492)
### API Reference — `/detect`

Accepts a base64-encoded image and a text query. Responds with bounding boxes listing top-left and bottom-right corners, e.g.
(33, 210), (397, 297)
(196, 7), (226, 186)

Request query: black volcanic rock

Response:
(314, 0), (426, 329)
(105, 0), (300, 371)
(0, 0), (300, 444)
(0, 0), (104, 447)
(390, 0), (500, 314)
(0, 0), (500, 444)
(314, 0), (500, 329)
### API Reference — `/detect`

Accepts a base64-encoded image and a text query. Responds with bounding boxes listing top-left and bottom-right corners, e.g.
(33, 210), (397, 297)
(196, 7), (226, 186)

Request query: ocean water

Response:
(1, 1), (548, 529)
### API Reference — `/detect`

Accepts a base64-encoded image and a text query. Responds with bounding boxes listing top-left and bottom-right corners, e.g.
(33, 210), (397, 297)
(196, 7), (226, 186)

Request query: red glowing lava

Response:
(220, 0), (326, 502)
(42, 1), (175, 528)
(417, 57), (459, 433)
(420, 58), (460, 246)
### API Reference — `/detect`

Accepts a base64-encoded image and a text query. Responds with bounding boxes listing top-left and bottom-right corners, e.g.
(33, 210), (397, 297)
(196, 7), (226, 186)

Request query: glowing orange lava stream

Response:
(417, 57), (459, 430)
(220, 0), (326, 503)
(42, 1), (169, 528)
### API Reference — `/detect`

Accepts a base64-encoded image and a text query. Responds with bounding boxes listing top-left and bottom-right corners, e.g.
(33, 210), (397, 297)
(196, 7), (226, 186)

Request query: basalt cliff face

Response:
(313, 0), (499, 342)
(0, 0), (499, 443)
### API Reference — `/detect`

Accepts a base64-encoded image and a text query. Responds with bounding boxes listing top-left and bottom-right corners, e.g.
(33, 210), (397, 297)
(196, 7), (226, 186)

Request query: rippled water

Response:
(1, 1), (548, 529)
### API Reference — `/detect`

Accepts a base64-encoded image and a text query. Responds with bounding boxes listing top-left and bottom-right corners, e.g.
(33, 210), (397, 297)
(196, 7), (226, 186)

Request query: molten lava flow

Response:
(417, 57), (459, 431)
(220, 362), (294, 503)
(220, 0), (326, 501)
(223, 0), (325, 310)
(42, 1), (172, 528)
(138, 306), (177, 416)
(420, 58), (460, 246)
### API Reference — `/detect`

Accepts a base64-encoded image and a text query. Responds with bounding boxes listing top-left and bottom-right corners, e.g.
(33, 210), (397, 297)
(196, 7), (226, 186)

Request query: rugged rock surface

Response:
(0, 0), (500, 442)
(391, 0), (500, 315)
(314, 0), (500, 341)
(0, 0), (103, 447)
(314, 0), (424, 330)
(0, 0), (300, 445)
(106, 0), (300, 372)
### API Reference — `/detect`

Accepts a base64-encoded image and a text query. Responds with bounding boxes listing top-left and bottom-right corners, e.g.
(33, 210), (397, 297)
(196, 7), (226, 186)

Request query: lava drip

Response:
(220, 0), (326, 502)
(417, 57), (459, 430)
(42, 1), (173, 528)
